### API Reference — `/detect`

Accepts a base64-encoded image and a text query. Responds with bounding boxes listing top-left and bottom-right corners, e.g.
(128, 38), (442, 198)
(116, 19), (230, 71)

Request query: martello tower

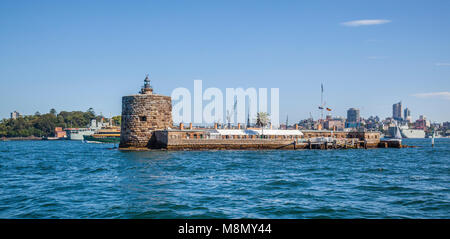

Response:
(119, 75), (173, 149)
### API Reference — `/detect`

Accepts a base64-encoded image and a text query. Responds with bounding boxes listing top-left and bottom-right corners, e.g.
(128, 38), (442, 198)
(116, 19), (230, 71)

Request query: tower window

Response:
(140, 116), (147, 122)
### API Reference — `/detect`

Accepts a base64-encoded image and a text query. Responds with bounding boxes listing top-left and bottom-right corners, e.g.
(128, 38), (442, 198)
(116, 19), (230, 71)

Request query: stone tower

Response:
(119, 75), (173, 149)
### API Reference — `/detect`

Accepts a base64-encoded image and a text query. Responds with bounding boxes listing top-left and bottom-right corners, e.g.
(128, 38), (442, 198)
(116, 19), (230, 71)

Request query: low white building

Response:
(210, 129), (303, 137)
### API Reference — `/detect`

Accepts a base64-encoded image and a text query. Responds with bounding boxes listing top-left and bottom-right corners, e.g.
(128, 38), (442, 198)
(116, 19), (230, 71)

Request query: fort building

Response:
(119, 74), (173, 149)
(119, 77), (391, 150)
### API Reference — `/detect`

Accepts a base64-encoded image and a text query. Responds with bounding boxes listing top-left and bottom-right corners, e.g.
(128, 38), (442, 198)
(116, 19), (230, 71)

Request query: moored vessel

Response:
(400, 128), (426, 138)
(83, 127), (120, 143)
(65, 128), (95, 140)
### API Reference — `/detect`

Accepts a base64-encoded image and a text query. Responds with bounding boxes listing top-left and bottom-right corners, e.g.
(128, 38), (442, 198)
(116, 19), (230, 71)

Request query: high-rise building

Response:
(10, 111), (21, 119)
(347, 108), (360, 123)
(404, 107), (411, 122)
(393, 102), (402, 121)
(346, 108), (360, 128)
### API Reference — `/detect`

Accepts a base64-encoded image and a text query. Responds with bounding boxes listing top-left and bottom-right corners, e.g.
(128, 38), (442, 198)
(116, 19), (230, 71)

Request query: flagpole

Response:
(321, 83), (323, 122)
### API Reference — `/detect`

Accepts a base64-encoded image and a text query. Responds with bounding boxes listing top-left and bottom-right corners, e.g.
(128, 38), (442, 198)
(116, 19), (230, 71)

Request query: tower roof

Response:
(140, 74), (153, 94)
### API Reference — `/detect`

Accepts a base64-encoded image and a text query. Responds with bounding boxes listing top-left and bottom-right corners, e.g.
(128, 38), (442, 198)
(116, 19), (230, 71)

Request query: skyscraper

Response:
(404, 107), (411, 122)
(393, 102), (402, 121)
(346, 108), (360, 128)
(10, 111), (21, 119)
(347, 108), (360, 123)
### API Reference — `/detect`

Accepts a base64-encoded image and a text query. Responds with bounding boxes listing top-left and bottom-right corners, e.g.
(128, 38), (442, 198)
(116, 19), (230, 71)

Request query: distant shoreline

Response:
(0, 136), (42, 141)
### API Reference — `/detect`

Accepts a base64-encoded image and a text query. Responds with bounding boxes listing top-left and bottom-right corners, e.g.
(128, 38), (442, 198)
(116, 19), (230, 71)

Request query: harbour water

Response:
(0, 139), (448, 218)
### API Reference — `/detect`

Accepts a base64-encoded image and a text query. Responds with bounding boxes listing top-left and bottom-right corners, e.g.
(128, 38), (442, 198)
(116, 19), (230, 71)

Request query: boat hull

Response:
(66, 129), (95, 140)
(400, 129), (425, 138)
(83, 135), (120, 143)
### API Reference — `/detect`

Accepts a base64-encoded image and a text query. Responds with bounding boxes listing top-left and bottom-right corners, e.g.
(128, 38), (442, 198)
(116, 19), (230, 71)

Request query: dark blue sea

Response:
(0, 139), (449, 218)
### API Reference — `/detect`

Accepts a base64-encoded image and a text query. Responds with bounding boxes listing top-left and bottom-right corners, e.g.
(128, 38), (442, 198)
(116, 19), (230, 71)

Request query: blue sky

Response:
(1, 0), (449, 123)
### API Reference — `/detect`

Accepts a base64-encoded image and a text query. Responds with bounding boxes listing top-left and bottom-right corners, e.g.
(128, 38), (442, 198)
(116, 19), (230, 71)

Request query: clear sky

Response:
(1, 0), (449, 123)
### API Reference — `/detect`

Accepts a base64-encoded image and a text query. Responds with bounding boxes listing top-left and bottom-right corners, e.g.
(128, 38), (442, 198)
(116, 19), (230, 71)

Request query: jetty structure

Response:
(119, 76), (400, 150)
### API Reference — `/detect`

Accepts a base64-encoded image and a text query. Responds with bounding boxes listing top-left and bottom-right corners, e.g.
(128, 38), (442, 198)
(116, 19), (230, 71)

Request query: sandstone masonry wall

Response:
(166, 139), (297, 150)
(119, 94), (172, 148)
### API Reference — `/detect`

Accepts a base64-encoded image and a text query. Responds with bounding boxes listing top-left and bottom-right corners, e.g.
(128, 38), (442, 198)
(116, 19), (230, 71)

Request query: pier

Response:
(119, 77), (404, 151)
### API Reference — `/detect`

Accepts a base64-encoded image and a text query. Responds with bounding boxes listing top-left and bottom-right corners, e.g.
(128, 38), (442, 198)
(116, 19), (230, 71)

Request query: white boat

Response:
(400, 128), (426, 138)
(65, 128), (95, 140)
(64, 119), (109, 140)
(386, 125), (403, 142)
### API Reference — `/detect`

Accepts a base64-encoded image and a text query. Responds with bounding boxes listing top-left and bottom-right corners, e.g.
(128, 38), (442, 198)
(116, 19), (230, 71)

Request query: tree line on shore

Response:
(0, 108), (121, 138)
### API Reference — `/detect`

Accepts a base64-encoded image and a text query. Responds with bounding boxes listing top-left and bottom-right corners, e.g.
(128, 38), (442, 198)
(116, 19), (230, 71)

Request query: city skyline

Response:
(1, 1), (449, 122)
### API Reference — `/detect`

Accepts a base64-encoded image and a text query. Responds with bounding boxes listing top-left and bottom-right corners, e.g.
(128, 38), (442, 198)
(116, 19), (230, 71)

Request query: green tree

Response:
(112, 115), (121, 126)
(0, 108), (102, 137)
(0, 121), (7, 137)
(87, 107), (95, 116)
(34, 113), (57, 136)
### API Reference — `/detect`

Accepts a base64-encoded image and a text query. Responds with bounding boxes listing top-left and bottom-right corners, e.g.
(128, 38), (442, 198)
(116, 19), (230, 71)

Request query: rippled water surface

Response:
(0, 139), (449, 218)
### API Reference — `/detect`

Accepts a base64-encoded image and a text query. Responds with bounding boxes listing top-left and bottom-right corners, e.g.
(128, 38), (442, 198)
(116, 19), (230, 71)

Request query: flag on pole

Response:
(321, 83), (323, 93)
